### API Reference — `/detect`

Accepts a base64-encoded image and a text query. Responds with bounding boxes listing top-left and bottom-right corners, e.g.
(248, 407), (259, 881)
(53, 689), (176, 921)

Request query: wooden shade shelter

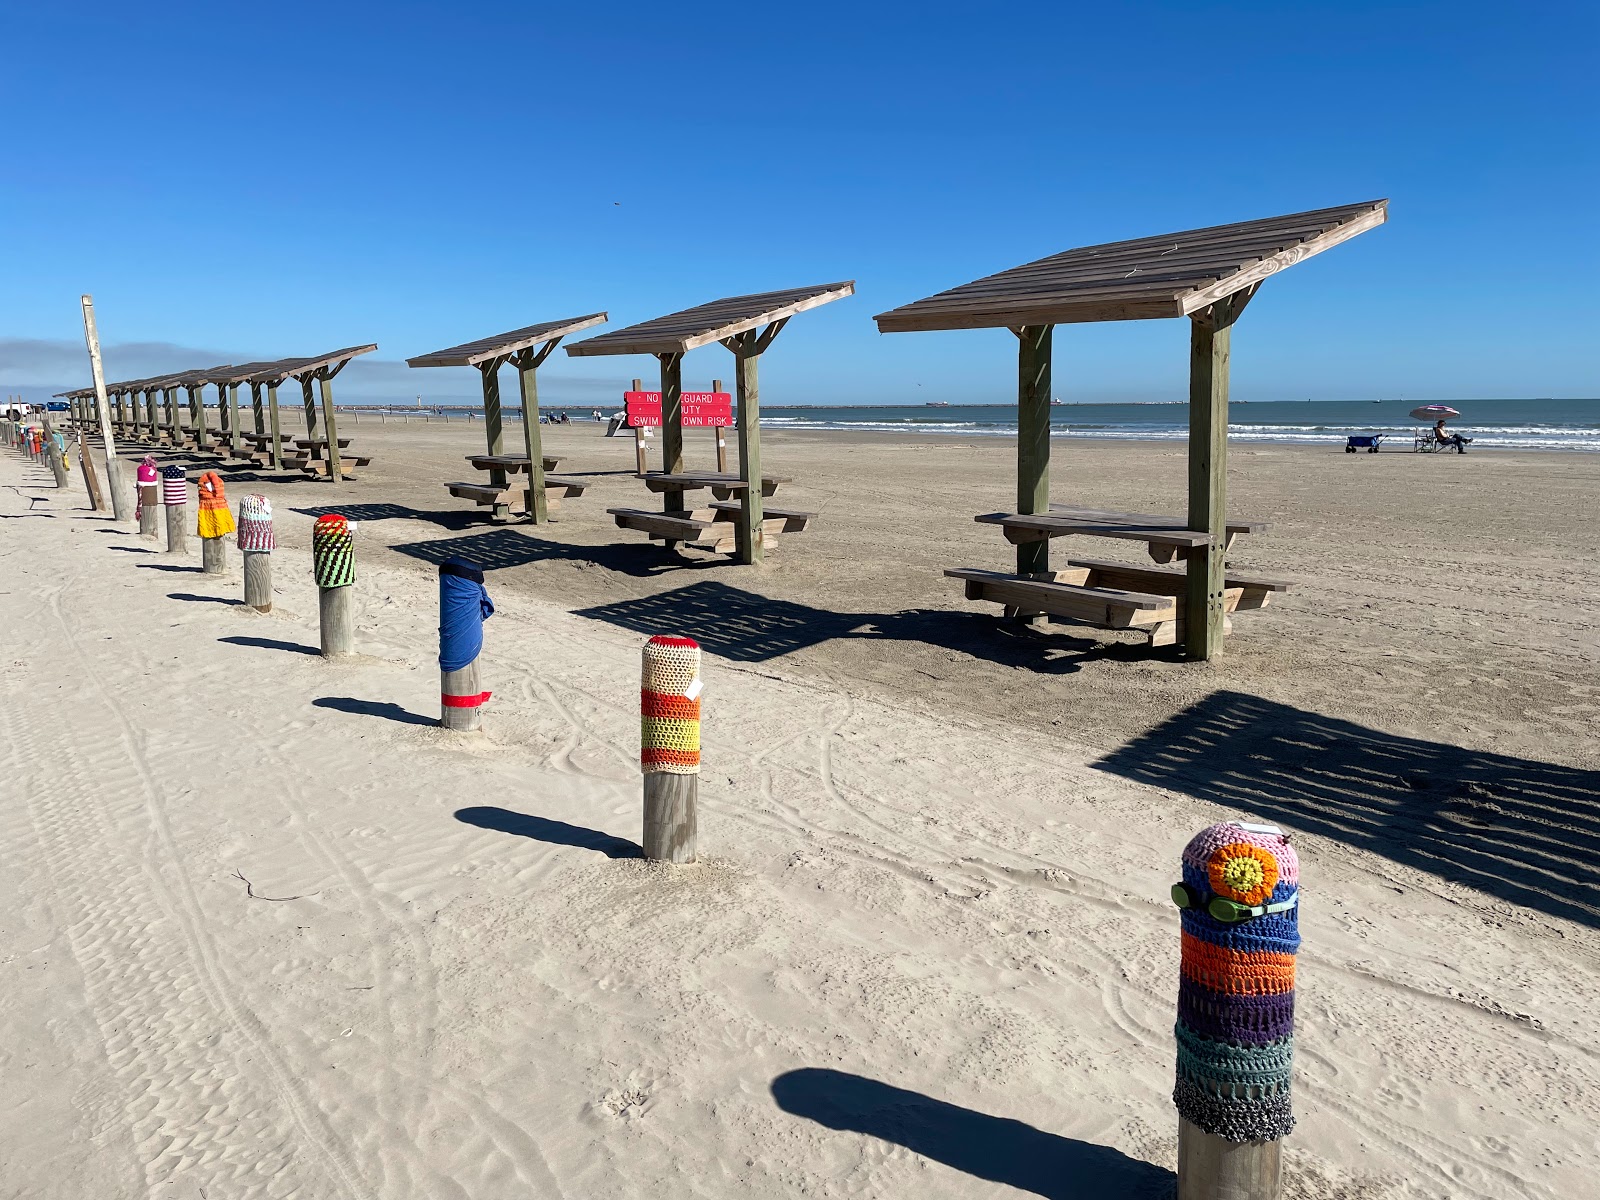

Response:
(408, 314), (607, 522)
(874, 200), (1387, 659)
(566, 282), (854, 563)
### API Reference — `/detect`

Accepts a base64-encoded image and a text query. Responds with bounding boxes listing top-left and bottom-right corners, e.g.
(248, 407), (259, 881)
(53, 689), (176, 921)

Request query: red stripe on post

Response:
(442, 691), (492, 708)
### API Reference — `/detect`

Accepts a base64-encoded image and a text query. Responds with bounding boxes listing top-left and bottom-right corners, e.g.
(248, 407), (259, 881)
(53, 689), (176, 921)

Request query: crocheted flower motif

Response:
(1208, 842), (1279, 906)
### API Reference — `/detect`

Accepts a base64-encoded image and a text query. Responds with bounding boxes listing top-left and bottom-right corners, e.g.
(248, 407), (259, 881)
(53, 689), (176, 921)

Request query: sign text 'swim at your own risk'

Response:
(624, 391), (732, 428)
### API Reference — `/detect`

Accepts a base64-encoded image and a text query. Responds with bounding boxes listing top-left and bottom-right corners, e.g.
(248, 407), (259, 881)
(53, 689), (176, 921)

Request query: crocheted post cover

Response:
(1174, 823), (1300, 1143)
(438, 558), (495, 671)
(135, 456), (159, 519)
(641, 635), (701, 775)
(160, 465), (188, 507)
(237, 494), (275, 552)
(311, 514), (356, 588)
(195, 472), (236, 539)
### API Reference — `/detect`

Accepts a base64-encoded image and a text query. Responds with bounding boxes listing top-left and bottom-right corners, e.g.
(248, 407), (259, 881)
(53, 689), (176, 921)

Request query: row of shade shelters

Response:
(62, 198), (1388, 659)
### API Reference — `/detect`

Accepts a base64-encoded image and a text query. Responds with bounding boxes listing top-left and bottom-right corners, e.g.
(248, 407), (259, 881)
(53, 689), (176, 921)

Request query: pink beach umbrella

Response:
(1409, 404), (1460, 421)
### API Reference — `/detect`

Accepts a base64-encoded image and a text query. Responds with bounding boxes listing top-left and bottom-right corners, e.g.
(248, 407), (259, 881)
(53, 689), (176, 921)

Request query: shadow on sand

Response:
(313, 696), (436, 727)
(1093, 690), (1600, 927)
(573, 578), (1128, 672)
(770, 1069), (1172, 1199)
(454, 806), (641, 859)
(219, 634), (320, 657)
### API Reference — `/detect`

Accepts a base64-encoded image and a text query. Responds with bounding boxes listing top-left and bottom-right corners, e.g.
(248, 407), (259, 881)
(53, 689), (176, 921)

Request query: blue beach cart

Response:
(1345, 433), (1384, 453)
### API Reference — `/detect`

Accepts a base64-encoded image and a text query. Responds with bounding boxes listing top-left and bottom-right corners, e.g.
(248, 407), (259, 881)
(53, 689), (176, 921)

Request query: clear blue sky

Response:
(2, 1), (1595, 407)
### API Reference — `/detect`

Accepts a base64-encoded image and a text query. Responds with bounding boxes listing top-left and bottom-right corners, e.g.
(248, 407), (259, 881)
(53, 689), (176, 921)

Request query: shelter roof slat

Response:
(407, 314), (609, 369)
(566, 282), (854, 357)
(874, 200), (1386, 331)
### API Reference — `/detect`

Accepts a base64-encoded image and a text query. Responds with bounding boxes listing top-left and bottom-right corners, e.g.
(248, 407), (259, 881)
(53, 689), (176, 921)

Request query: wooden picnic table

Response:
(976, 504), (1266, 560)
(642, 471), (791, 500)
(466, 453), (562, 473)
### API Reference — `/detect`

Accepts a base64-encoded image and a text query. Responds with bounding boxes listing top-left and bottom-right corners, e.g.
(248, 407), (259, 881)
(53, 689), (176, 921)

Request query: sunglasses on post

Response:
(1171, 882), (1298, 924)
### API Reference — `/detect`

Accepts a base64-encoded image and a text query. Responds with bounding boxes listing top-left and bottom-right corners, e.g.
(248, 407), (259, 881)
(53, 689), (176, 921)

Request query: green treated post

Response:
(480, 361), (506, 484)
(227, 383), (243, 456)
(1185, 309), (1231, 660)
(659, 352), (684, 513)
(250, 381), (265, 436)
(319, 375), (343, 481)
(1016, 324), (1053, 576)
(301, 376), (319, 439)
(187, 385), (202, 447)
(266, 381), (284, 469)
(516, 355), (550, 523)
(734, 343), (764, 564)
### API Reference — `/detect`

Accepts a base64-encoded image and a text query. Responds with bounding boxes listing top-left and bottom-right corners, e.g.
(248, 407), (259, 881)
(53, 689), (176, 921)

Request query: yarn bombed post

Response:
(135, 456), (160, 536)
(238, 495), (275, 612)
(1172, 822), (1300, 1200)
(196, 471), (236, 575)
(161, 467), (189, 555)
(312, 514), (357, 657)
(640, 636), (701, 863)
(438, 558), (494, 731)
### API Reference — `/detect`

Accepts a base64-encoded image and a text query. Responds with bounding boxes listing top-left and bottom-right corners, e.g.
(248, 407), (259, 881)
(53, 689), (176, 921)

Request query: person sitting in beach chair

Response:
(1433, 417), (1472, 454)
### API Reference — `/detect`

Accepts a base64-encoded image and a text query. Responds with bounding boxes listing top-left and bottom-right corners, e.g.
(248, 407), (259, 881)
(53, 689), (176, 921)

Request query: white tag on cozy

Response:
(684, 678), (703, 701)
(1235, 821), (1283, 835)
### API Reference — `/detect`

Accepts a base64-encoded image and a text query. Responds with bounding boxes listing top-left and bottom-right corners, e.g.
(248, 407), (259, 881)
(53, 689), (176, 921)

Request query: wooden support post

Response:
(78, 432), (104, 512)
(227, 383), (243, 457)
(80, 295), (130, 521)
(441, 660), (482, 732)
(202, 535), (227, 574)
(1184, 290), (1253, 661)
(165, 499), (187, 555)
(43, 417), (69, 488)
(250, 382), (265, 436)
(243, 552), (272, 612)
(644, 774), (697, 863)
(1177, 1119), (1281, 1200)
(516, 349), (551, 524)
(319, 587), (354, 657)
(733, 341), (764, 565)
(266, 382), (284, 469)
(631, 378), (648, 474)
(187, 386), (203, 447)
(1015, 324), (1053, 577)
(301, 376), (319, 439)
(479, 361), (508, 517)
(139, 479), (160, 537)
(659, 353), (684, 513)
(166, 388), (179, 445)
(712, 378), (728, 471)
(318, 375), (344, 481)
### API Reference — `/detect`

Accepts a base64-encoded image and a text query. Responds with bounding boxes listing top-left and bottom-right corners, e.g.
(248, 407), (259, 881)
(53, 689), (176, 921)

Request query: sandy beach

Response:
(2, 422), (1596, 1200)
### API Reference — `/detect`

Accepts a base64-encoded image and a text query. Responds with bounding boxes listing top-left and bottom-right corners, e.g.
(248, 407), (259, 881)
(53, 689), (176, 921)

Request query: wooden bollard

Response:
(43, 418), (70, 488)
(237, 494), (274, 612)
(1172, 822), (1300, 1200)
(640, 635), (701, 862)
(196, 471), (234, 575)
(438, 558), (493, 732)
(312, 514), (356, 657)
(160, 466), (188, 554)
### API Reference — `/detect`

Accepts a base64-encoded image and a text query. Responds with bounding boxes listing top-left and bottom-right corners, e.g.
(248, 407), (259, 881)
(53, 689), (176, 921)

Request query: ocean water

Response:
(757, 398), (1600, 452)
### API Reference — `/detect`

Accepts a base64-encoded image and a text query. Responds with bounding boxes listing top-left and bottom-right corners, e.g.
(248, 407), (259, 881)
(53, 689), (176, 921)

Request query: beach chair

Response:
(1413, 427), (1445, 453)
(1345, 434), (1384, 453)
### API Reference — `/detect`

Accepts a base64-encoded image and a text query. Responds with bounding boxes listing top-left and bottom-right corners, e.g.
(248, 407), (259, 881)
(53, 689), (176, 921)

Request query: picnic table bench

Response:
(953, 505), (1286, 646)
(445, 472), (587, 519)
(610, 472), (815, 557)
